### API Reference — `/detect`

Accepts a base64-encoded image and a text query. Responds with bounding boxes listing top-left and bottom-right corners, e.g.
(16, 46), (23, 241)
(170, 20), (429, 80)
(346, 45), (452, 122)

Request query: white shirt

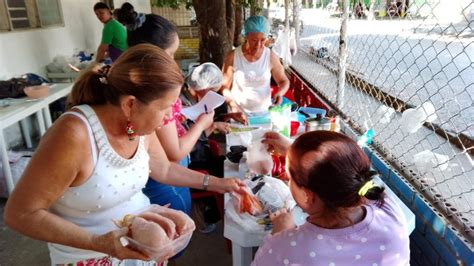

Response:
(231, 46), (272, 114)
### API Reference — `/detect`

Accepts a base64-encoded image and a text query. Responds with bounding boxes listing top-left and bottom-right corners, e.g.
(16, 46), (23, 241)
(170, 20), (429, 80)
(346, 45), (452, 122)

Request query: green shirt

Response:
(101, 19), (128, 51)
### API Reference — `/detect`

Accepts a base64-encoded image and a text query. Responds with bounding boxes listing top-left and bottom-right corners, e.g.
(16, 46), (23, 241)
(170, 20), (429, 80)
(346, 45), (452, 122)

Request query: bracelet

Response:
(202, 174), (210, 191)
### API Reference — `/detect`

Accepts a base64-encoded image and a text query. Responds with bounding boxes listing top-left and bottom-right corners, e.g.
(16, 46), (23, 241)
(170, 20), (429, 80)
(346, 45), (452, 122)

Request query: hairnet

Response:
(243, 16), (270, 36)
(186, 63), (223, 91)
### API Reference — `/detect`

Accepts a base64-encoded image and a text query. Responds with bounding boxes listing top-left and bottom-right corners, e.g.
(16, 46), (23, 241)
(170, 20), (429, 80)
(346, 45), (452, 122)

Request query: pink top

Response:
(252, 195), (410, 266)
(163, 98), (187, 137)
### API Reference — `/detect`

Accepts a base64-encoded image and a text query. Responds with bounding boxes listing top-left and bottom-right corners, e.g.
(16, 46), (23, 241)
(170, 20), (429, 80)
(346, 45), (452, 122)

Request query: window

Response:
(0, 0), (63, 32)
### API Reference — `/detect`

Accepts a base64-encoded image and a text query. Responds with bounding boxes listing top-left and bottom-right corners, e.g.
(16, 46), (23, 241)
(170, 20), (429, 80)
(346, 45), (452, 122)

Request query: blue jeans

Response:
(143, 156), (192, 215)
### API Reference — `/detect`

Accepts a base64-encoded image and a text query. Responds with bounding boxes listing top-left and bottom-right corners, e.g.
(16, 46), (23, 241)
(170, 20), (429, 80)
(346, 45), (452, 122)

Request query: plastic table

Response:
(0, 83), (72, 194)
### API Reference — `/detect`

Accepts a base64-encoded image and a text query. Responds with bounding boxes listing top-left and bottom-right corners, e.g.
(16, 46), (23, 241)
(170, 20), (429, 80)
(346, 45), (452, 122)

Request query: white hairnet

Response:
(186, 62), (223, 91)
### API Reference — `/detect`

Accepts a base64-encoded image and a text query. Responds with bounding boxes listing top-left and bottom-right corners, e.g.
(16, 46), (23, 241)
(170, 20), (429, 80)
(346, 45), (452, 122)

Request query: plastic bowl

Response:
(290, 121), (300, 136)
(24, 85), (49, 99)
(123, 204), (196, 262)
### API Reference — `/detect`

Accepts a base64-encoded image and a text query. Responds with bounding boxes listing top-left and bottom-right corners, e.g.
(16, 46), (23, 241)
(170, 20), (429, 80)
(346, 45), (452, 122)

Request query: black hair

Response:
(116, 2), (136, 26)
(127, 14), (177, 50)
(93, 2), (110, 11)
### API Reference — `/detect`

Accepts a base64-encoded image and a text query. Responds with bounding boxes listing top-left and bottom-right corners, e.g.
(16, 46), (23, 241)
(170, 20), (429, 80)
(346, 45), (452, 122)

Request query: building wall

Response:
(151, 5), (195, 26)
(175, 37), (199, 60)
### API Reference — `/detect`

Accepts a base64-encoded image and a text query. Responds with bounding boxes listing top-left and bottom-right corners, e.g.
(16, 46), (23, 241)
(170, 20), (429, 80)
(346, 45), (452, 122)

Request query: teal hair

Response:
(243, 16), (270, 36)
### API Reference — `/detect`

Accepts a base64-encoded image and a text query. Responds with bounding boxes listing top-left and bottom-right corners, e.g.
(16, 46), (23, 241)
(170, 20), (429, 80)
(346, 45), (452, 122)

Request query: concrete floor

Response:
(0, 198), (232, 266)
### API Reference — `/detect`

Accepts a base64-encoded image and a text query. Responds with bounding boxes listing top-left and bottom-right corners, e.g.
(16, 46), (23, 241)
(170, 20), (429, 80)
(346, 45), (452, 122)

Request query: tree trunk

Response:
(367, 0), (376, 20)
(234, 4), (244, 47)
(226, 0), (235, 45)
(292, 0), (301, 45)
(192, 0), (232, 67)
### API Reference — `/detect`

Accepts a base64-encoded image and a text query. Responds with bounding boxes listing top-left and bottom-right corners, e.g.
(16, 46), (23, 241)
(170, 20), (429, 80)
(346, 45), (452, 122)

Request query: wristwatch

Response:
(202, 174), (210, 191)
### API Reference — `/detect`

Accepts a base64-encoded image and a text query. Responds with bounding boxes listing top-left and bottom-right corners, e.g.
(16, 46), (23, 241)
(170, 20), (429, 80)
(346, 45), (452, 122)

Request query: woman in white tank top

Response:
(4, 45), (245, 265)
(221, 16), (290, 123)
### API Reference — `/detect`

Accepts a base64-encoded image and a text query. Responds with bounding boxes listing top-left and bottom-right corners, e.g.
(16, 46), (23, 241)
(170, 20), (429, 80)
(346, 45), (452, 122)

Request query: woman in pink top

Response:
(253, 131), (410, 266)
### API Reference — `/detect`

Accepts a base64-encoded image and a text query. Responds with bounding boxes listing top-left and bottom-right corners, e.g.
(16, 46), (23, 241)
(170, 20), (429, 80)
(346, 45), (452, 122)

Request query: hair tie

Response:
(98, 65), (111, 84)
(358, 180), (375, 197)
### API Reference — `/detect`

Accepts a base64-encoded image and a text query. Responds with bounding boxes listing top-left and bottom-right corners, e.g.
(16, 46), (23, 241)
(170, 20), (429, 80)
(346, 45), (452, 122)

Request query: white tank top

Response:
(48, 105), (151, 264)
(231, 46), (272, 113)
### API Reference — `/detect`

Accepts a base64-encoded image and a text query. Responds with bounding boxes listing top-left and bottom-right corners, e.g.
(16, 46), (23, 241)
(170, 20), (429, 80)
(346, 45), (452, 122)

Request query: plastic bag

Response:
(289, 28), (297, 56)
(250, 175), (295, 212)
(226, 176), (296, 233)
(115, 205), (195, 262)
(246, 141), (273, 175)
(413, 150), (449, 173)
(273, 28), (292, 66)
(401, 102), (437, 134)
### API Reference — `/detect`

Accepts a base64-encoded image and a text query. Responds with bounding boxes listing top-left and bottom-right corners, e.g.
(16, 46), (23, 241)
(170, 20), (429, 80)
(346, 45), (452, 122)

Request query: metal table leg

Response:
(19, 120), (32, 149)
(0, 130), (14, 195)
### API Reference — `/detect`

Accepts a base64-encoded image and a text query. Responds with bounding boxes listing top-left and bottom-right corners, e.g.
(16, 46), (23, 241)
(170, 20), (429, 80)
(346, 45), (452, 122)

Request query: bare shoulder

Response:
(45, 113), (91, 145)
(269, 50), (283, 68)
(35, 113), (94, 164)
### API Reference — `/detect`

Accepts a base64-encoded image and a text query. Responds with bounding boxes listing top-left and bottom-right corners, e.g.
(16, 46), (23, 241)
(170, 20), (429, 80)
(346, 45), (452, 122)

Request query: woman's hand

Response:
(230, 112), (248, 125)
(195, 110), (215, 130)
(272, 93), (284, 106)
(228, 103), (248, 125)
(213, 122), (231, 134)
(153, 206), (196, 236)
(93, 228), (151, 261)
(269, 208), (295, 235)
(210, 177), (246, 194)
(261, 131), (292, 156)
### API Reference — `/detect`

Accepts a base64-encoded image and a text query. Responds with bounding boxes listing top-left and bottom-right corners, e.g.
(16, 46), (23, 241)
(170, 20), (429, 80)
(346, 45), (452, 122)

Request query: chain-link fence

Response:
(289, 0), (473, 242)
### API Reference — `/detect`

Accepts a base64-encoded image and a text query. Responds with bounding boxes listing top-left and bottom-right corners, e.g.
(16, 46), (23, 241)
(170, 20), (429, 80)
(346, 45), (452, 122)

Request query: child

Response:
(253, 131), (410, 265)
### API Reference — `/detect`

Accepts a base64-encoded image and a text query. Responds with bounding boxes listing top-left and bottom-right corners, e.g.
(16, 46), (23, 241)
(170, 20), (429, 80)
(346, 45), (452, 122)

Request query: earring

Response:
(126, 120), (135, 141)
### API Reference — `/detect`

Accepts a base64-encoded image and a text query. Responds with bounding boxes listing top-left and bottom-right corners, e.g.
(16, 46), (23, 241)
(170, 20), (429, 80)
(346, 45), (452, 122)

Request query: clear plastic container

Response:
(123, 205), (195, 262)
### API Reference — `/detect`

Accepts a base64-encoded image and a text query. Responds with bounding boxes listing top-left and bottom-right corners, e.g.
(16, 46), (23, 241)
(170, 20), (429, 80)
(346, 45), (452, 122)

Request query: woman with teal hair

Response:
(221, 15), (290, 124)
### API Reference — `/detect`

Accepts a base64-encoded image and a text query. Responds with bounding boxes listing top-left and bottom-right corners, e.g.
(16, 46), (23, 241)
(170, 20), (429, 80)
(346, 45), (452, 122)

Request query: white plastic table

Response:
(223, 141), (416, 266)
(0, 83), (73, 194)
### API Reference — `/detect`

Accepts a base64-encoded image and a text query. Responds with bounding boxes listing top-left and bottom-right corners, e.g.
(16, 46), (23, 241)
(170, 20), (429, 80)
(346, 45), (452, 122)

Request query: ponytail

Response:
(364, 185), (385, 204)
(66, 65), (109, 109)
(357, 170), (385, 206)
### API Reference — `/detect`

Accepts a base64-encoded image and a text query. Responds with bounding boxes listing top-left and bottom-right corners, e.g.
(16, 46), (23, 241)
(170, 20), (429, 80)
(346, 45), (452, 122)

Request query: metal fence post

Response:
(337, 0), (350, 108)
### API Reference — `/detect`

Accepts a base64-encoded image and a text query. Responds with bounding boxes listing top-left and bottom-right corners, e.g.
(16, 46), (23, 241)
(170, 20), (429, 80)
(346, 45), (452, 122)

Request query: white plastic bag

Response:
(273, 28), (292, 66)
(251, 176), (296, 212)
(226, 176), (296, 233)
(413, 150), (449, 173)
(289, 28), (297, 56)
(246, 142), (273, 175)
(401, 102), (437, 133)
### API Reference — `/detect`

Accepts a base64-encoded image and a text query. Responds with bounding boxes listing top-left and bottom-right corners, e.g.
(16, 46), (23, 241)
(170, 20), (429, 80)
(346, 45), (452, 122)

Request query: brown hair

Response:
(67, 44), (183, 108)
(288, 131), (384, 214)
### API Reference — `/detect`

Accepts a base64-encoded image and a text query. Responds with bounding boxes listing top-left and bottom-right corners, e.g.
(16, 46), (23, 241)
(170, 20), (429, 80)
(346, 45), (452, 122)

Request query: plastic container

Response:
(24, 85), (49, 99)
(248, 113), (271, 126)
(304, 115), (331, 132)
(296, 107), (327, 122)
(122, 205), (195, 262)
(290, 121), (300, 136)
